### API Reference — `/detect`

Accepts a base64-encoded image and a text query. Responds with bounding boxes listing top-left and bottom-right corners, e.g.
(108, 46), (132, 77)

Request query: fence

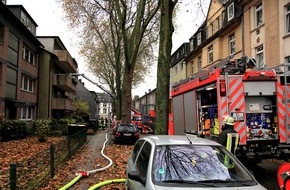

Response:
(0, 129), (87, 190)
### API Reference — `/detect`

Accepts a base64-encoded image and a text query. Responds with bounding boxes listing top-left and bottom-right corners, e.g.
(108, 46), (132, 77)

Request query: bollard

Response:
(50, 144), (55, 178)
(68, 137), (71, 158)
(10, 163), (16, 190)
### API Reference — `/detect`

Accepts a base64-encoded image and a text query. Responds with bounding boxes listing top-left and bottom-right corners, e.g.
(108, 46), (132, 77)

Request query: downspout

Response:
(241, 5), (245, 56)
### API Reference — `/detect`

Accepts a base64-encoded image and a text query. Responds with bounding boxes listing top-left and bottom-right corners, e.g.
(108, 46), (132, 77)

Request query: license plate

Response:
(123, 133), (132, 136)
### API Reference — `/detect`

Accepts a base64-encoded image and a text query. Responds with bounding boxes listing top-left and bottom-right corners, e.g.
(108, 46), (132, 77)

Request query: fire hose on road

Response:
(88, 178), (126, 190)
(59, 133), (126, 190)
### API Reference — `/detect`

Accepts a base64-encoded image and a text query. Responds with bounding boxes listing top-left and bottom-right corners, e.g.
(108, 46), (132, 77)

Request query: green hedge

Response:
(0, 120), (28, 141)
(0, 119), (76, 142)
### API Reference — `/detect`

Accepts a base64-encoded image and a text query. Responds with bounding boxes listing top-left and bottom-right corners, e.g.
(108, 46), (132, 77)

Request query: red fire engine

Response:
(131, 105), (156, 134)
(170, 56), (290, 162)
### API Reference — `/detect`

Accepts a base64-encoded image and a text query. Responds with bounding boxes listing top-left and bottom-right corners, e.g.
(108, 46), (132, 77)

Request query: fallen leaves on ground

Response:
(42, 142), (134, 190)
(0, 136), (65, 171)
(0, 136), (65, 189)
(0, 135), (134, 190)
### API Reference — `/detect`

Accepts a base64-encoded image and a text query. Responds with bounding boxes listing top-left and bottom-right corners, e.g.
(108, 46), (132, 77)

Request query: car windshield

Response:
(152, 145), (254, 184)
(117, 125), (135, 132)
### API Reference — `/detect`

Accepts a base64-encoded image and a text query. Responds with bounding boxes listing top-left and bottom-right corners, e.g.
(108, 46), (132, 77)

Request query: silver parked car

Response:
(126, 135), (266, 190)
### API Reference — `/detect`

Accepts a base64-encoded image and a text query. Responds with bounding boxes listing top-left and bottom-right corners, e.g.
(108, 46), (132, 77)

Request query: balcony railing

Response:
(52, 98), (76, 111)
(52, 74), (76, 92)
(54, 50), (77, 73)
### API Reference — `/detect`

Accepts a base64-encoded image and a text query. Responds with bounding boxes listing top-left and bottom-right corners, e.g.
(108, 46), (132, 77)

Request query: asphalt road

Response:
(244, 159), (285, 190)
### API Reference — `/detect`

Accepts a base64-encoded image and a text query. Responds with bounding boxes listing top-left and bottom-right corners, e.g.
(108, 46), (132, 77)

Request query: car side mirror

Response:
(128, 171), (146, 186)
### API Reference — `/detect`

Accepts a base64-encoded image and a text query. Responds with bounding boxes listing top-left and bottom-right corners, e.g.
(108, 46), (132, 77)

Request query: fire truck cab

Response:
(170, 56), (290, 162)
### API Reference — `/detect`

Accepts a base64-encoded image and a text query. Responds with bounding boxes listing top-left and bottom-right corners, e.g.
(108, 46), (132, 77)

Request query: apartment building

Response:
(76, 80), (99, 121)
(170, 43), (189, 89)
(0, 3), (43, 120)
(243, 0), (290, 68)
(96, 92), (112, 120)
(37, 36), (78, 119)
(133, 88), (156, 115)
(171, 0), (290, 80)
(184, 0), (243, 75)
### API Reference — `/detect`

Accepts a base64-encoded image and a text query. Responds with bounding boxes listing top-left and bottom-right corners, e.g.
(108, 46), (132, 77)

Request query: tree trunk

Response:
(155, 0), (177, 135)
(121, 66), (134, 124)
(115, 60), (122, 120)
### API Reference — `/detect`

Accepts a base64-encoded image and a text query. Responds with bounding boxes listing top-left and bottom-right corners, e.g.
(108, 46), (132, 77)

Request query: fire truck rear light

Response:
(220, 80), (226, 96)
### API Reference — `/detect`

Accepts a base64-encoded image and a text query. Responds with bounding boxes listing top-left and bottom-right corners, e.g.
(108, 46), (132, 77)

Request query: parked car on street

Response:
(113, 123), (139, 144)
(126, 135), (266, 190)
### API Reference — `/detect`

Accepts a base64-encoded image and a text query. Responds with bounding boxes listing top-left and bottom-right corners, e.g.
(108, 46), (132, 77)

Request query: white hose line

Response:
(87, 133), (113, 175)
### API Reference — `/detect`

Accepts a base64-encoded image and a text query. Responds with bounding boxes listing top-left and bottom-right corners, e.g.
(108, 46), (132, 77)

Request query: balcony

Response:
(53, 74), (76, 92)
(54, 50), (77, 73)
(52, 98), (76, 111)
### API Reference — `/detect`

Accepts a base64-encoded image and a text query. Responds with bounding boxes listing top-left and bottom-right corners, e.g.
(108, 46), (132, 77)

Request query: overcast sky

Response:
(7, 0), (209, 97)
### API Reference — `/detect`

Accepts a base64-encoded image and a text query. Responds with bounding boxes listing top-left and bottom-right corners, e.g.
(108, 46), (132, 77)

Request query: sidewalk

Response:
(68, 129), (110, 190)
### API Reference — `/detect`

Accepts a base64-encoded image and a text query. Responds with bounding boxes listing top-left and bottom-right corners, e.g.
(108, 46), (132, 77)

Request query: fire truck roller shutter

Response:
(184, 91), (197, 134)
(172, 95), (185, 135)
(244, 81), (276, 96)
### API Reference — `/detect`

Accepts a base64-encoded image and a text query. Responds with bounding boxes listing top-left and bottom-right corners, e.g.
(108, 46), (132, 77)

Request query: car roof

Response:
(140, 135), (221, 146)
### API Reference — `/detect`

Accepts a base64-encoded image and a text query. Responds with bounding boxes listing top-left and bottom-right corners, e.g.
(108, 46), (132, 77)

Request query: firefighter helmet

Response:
(223, 115), (235, 126)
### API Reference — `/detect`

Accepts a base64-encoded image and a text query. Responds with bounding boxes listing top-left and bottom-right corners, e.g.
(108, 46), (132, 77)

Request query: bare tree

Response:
(58, 0), (160, 122)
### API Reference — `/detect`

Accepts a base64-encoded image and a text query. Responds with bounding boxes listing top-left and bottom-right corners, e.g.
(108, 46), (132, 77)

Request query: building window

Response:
(216, 16), (221, 30)
(197, 32), (201, 45)
(286, 4), (290, 34)
(198, 56), (202, 71)
(6, 67), (17, 99)
(174, 66), (177, 75)
(285, 56), (290, 71)
(286, 56), (290, 63)
(0, 23), (4, 45)
(229, 34), (235, 54)
(208, 45), (213, 64)
(190, 39), (194, 51)
(227, 3), (234, 21)
(221, 10), (226, 27)
(22, 46), (35, 65)
(181, 46), (185, 55)
(191, 61), (194, 75)
(179, 62), (183, 72)
(21, 75), (34, 93)
(103, 108), (107, 114)
(256, 45), (264, 68)
(210, 22), (214, 36)
(8, 32), (19, 66)
(256, 3), (263, 27)
(20, 107), (33, 120)
(20, 11), (36, 35)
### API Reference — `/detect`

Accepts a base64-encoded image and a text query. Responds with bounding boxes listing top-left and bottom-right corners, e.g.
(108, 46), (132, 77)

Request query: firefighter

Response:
(217, 115), (239, 154)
